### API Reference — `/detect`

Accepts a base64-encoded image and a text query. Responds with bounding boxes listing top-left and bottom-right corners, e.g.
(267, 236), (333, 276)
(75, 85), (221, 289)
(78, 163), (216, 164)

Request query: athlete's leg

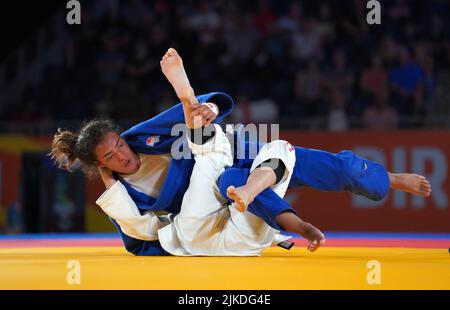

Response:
(219, 167), (325, 252)
(164, 124), (234, 255)
(220, 141), (326, 252)
(226, 141), (296, 214)
(219, 168), (285, 229)
(226, 162), (278, 212)
(289, 147), (391, 201)
(227, 145), (430, 232)
(388, 172), (431, 197)
(290, 147), (431, 199)
(160, 48), (201, 129)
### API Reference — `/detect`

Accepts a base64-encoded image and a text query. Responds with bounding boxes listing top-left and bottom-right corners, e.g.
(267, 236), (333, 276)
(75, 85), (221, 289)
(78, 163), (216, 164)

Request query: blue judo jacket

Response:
(110, 92), (235, 255)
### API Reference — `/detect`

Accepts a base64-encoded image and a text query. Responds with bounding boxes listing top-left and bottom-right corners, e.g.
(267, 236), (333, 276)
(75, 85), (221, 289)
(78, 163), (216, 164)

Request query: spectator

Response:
(252, 0), (276, 36)
(360, 54), (388, 97)
(94, 87), (116, 118)
(293, 60), (323, 117)
(125, 39), (157, 90)
(3, 0), (449, 130)
(95, 34), (126, 87)
(114, 80), (152, 121)
(363, 92), (398, 131)
(389, 45), (425, 119)
(232, 94), (278, 125)
(291, 18), (323, 61)
(323, 48), (354, 102)
(327, 88), (349, 132)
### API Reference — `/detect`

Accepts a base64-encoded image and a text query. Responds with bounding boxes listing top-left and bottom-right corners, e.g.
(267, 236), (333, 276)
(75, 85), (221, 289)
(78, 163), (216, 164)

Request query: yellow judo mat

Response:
(1, 246), (449, 290)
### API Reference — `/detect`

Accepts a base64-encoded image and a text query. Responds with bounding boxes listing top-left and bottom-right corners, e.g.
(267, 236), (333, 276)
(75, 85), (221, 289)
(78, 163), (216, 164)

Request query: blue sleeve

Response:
(122, 92), (235, 137)
(110, 218), (171, 256)
(197, 92), (235, 124)
(121, 92), (235, 155)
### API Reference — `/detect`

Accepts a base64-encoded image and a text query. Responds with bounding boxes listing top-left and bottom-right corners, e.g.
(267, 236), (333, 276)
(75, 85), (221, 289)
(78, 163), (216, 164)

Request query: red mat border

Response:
(0, 238), (448, 249)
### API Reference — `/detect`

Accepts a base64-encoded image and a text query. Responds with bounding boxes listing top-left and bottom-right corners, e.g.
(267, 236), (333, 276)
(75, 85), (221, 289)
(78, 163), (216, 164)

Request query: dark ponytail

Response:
(50, 128), (79, 172)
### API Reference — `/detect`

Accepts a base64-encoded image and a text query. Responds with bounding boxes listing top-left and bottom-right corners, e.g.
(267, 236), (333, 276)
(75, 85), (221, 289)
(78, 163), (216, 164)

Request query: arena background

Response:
(1, 0), (449, 234)
(0, 0), (449, 291)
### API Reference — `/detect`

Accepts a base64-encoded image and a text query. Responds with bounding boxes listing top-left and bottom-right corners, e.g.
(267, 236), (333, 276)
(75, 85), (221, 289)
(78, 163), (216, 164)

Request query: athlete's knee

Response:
(337, 150), (389, 201)
(366, 162), (390, 201)
(337, 150), (362, 178)
(334, 150), (369, 192)
(257, 158), (286, 184)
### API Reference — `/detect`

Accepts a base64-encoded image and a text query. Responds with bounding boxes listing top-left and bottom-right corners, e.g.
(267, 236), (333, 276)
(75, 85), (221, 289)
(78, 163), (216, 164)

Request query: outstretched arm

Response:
(97, 168), (167, 242)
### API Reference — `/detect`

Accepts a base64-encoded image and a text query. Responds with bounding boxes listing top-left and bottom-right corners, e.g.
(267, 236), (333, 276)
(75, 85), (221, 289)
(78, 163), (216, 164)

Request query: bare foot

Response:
(160, 48), (198, 108)
(301, 223), (326, 252)
(226, 185), (254, 212)
(389, 173), (431, 197)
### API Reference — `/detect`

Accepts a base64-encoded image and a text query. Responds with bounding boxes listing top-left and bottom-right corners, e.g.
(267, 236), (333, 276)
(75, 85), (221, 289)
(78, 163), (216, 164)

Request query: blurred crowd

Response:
(3, 0), (450, 131)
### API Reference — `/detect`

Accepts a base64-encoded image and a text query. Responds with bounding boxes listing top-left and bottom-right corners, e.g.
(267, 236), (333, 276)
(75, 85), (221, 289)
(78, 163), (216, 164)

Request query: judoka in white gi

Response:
(158, 123), (296, 256)
(96, 47), (324, 255)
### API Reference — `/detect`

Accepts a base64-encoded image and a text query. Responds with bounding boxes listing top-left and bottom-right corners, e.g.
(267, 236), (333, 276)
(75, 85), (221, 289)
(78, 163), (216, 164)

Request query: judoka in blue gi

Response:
(50, 48), (431, 256)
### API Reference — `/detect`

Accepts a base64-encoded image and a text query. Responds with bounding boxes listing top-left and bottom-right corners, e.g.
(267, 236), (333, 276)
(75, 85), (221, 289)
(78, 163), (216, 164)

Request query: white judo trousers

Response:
(158, 125), (296, 256)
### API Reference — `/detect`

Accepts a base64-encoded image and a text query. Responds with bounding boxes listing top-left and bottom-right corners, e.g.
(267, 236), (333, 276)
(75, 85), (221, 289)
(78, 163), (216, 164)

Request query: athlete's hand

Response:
(192, 103), (218, 126)
(98, 167), (116, 189)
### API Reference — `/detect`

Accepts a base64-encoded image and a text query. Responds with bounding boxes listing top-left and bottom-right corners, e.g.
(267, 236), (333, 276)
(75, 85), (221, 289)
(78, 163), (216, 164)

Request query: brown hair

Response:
(50, 119), (121, 177)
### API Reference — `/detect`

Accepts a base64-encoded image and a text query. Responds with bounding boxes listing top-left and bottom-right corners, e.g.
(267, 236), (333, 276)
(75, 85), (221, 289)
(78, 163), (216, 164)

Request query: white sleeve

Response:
(187, 124), (231, 157)
(96, 181), (168, 241)
(249, 140), (297, 198)
(203, 102), (219, 116)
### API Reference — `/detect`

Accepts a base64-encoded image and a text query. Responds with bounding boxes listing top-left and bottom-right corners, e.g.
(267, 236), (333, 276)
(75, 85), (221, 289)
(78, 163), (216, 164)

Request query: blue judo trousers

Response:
(218, 144), (390, 230)
(110, 92), (390, 255)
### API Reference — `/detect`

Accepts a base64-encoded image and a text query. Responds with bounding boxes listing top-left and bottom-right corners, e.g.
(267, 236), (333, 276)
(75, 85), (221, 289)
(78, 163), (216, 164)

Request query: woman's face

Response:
(95, 132), (141, 175)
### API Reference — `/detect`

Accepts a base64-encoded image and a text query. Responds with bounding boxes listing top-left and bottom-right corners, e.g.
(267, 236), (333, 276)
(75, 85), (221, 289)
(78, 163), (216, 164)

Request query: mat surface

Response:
(0, 233), (449, 289)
